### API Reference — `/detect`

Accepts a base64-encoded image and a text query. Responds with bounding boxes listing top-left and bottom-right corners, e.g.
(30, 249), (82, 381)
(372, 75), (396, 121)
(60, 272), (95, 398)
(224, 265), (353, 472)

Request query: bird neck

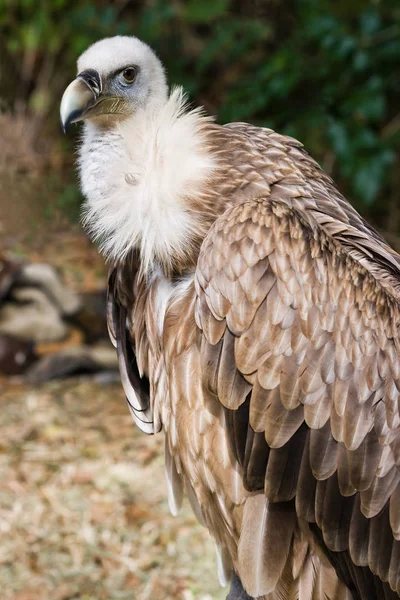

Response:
(80, 88), (219, 276)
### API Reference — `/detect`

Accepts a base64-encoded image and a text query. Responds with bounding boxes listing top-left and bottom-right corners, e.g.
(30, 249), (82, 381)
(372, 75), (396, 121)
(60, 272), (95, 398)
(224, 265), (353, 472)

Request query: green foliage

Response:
(184, 0), (231, 23)
(1, 0), (399, 228)
(54, 181), (82, 221)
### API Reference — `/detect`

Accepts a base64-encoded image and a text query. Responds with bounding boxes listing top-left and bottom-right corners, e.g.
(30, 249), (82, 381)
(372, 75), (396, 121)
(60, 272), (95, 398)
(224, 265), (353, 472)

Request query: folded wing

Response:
(195, 196), (400, 598)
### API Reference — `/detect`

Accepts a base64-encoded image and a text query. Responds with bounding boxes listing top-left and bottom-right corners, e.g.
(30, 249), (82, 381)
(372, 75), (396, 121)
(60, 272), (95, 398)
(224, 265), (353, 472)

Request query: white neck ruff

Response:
(79, 88), (216, 272)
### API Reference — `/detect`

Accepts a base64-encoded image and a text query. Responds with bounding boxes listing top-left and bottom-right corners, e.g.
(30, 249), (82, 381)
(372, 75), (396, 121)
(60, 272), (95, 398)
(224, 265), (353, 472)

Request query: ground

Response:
(0, 224), (226, 600)
(0, 377), (226, 600)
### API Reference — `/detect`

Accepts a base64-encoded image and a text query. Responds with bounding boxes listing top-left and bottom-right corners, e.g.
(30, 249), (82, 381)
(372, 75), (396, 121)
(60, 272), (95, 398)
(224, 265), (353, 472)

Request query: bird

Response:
(61, 35), (400, 599)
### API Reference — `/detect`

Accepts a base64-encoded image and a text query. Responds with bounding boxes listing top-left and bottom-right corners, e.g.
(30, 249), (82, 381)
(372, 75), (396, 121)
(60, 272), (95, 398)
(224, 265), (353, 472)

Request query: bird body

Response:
(61, 36), (400, 599)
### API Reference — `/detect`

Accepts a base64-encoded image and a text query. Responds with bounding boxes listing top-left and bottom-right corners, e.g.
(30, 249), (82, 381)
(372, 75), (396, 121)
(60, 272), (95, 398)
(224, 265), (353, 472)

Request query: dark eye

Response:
(122, 67), (137, 84)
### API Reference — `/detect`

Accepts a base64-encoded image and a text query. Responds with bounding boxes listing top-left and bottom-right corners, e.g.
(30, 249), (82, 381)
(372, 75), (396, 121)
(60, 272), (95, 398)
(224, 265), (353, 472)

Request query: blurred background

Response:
(0, 0), (399, 599)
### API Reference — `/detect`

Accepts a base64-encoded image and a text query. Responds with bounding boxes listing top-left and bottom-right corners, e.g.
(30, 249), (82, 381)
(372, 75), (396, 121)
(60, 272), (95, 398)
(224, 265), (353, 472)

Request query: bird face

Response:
(60, 36), (168, 131)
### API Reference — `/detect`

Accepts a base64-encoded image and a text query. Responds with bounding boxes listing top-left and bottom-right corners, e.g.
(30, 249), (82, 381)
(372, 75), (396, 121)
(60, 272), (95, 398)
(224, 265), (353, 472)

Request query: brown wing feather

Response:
(195, 196), (400, 596)
(107, 268), (154, 434)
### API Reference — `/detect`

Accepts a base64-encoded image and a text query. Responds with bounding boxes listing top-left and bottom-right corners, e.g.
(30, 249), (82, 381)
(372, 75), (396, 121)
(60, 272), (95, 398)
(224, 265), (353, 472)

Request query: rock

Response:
(0, 253), (114, 379)
(25, 343), (118, 383)
(0, 334), (36, 375)
(68, 290), (108, 343)
(0, 287), (68, 342)
(17, 262), (81, 316)
(0, 254), (22, 300)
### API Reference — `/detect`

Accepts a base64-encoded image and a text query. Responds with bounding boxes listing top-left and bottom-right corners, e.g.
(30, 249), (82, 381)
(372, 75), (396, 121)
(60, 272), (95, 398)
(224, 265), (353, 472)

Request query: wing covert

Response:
(195, 197), (400, 595)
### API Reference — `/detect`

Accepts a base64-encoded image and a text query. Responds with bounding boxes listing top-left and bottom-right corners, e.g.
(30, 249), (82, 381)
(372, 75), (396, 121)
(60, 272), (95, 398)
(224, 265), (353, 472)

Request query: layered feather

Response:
(104, 117), (400, 598)
(194, 192), (400, 596)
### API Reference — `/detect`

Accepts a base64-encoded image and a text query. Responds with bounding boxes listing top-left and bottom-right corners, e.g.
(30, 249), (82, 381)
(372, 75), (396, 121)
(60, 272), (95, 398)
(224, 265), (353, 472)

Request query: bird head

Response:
(60, 36), (168, 132)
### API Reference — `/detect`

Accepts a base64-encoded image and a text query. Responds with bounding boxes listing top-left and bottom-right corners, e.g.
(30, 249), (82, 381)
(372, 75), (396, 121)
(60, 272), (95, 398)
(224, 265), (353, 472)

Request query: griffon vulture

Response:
(61, 36), (400, 600)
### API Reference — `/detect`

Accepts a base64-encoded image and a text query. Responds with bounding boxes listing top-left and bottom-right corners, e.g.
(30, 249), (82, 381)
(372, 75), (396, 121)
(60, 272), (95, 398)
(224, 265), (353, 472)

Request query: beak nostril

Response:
(78, 69), (101, 93)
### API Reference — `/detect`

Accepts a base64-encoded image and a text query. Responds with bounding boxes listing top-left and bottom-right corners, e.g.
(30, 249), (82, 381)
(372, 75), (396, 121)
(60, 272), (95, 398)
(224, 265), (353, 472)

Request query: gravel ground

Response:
(0, 376), (227, 600)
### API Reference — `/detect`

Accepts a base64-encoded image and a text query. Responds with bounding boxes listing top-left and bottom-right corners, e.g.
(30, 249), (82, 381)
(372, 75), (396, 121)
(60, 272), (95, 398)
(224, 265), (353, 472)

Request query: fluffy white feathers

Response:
(80, 86), (216, 271)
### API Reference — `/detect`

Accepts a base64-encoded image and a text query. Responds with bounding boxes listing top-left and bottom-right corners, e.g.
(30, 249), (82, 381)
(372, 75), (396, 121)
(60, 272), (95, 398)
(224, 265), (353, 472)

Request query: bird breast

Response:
(78, 91), (218, 273)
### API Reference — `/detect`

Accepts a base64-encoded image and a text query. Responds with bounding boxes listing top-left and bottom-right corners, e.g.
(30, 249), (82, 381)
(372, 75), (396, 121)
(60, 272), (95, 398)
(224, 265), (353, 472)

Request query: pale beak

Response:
(60, 69), (101, 132)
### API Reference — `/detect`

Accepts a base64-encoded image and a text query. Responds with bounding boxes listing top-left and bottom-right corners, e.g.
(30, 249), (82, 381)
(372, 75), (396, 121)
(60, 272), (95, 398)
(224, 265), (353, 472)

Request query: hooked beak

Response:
(60, 69), (101, 133)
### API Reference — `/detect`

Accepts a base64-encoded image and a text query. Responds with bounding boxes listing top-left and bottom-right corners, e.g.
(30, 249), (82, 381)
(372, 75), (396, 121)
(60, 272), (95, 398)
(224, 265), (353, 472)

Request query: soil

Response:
(0, 376), (226, 600)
